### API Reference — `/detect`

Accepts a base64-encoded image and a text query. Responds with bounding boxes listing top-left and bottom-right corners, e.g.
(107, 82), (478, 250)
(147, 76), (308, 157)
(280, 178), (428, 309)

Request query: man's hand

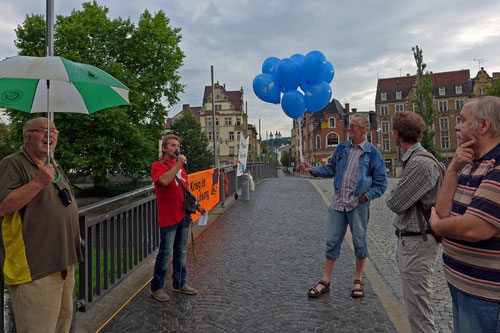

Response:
(359, 194), (368, 202)
(429, 207), (442, 235)
(176, 154), (187, 166)
(197, 205), (207, 215)
(298, 162), (312, 173)
(34, 164), (56, 186)
(448, 140), (475, 173)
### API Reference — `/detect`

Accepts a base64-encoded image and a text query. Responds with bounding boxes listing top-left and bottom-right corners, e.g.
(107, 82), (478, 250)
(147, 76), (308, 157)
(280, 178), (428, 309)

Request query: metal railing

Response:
(2, 163), (277, 331)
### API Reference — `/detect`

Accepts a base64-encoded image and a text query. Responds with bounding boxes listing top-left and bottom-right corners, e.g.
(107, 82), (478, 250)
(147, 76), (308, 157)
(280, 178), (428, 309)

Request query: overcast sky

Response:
(1, 0), (500, 137)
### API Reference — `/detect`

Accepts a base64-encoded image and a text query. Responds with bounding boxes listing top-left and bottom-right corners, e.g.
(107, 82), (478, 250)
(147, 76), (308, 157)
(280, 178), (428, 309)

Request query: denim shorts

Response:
(325, 202), (370, 259)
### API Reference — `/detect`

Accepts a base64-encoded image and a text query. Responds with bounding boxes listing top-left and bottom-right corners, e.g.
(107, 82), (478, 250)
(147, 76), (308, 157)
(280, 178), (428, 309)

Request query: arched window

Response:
(326, 132), (339, 147)
(316, 135), (321, 149)
(329, 117), (336, 128)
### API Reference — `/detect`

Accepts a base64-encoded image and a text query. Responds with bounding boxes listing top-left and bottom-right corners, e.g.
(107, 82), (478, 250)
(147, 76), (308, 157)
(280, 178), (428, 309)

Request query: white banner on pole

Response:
(298, 117), (304, 163)
(236, 136), (249, 176)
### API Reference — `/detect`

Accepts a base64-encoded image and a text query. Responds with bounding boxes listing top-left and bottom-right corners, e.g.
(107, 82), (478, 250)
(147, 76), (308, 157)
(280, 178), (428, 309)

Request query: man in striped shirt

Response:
(430, 96), (500, 332)
(299, 115), (387, 299)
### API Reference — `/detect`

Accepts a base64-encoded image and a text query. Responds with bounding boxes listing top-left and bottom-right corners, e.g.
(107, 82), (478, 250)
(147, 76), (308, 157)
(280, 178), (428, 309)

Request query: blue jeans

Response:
(151, 214), (191, 291)
(449, 283), (500, 333)
(325, 202), (370, 259)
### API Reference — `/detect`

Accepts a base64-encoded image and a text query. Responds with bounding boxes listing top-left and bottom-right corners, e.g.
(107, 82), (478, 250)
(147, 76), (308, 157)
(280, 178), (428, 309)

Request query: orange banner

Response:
(188, 168), (220, 221)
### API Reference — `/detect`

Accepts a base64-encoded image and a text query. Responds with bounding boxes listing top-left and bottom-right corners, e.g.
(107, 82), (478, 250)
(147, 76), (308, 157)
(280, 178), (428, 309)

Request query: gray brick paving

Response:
(101, 176), (398, 332)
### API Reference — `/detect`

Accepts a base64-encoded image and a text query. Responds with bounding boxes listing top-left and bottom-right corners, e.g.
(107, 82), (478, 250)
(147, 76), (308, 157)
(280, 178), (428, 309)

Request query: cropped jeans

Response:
(151, 214), (191, 291)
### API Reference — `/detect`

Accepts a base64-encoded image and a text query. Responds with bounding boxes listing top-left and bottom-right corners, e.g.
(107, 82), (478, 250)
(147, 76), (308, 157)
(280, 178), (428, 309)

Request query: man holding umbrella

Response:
(0, 117), (83, 332)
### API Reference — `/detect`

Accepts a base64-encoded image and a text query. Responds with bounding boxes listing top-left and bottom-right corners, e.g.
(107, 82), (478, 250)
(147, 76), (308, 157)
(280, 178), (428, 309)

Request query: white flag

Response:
(236, 136), (249, 176)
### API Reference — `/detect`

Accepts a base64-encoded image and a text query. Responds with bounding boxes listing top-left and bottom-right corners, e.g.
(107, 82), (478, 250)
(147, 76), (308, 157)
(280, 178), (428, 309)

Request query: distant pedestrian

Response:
(430, 96), (500, 332)
(0, 117), (83, 332)
(386, 111), (442, 332)
(299, 115), (387, 298)
(150, 134), (206, 302)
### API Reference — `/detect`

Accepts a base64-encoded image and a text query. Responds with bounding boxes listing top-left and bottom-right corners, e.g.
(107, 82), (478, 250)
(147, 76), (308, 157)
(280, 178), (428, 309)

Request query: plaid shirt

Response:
(331, 140), (366, 211)
(386, 143), (441, 233)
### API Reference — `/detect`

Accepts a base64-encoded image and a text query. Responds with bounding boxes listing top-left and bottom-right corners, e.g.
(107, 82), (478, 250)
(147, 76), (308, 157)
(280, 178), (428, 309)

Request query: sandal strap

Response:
(318, 279), (330, 287)
(353, 279), (363, 285)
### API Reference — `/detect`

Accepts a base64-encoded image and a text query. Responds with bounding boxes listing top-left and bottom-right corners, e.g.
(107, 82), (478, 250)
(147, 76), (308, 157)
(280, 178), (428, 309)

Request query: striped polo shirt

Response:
(442, 142), (500, 302)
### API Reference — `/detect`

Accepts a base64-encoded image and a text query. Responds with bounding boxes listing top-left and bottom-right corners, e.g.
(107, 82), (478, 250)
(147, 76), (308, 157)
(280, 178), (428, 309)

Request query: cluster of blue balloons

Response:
(253, 50), (334, 119)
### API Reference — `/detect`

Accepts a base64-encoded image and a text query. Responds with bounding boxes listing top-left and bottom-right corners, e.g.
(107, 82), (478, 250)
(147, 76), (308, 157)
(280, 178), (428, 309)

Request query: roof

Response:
(376, 70), (471, 103)
(164, 104), (202, 129)
(203, 84), (243, 111)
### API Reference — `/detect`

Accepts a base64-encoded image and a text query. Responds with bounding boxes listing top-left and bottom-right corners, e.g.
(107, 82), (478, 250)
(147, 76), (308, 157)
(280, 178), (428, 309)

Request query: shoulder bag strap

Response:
(159, 159), (190, 194)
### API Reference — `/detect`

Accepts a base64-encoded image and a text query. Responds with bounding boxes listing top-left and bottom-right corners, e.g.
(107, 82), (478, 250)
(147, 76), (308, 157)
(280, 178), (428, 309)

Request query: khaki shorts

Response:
(10, 265), (75, 333)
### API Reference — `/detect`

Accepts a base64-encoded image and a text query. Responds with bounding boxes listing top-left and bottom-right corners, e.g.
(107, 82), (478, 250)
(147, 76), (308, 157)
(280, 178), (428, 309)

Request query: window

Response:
(206, 118), (212, 126)
(382, 121), (389, 133)
(381, 92), (387, 101)
(455, 99), (464, 111)
(396, 90), (402, 99)
(215, 132), (219, 140)
(367, 131), (372, 143)
(395, 104), (403, 112)
(229, 146), (235, 155)
(439, 101), (448, 112)
(215, 104), (222, 111)
(326, 132), (339, 147)
(215, 118), (219, 126)
(439, 87), (445, 96)
(329, 117), (336, 128)
(236, 118), (241, 126)
(440, 117), (449, 130)
(208, 132), (213, 140)
(441, 136), (449, 149)
(229, 132), (234, 140)
(380, 105), (388, 116)
(413, 102), (418, 112)
(224, 117), (232, 126)
(316, 135), (321, 149)
(237, 132), (241, 141)
(383, 139), (390, 151)
(455, 85), (462, 94)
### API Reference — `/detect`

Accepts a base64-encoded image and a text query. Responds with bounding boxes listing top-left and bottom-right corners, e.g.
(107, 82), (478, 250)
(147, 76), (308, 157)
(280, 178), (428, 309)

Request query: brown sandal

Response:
(351, 279), (364, 298)
(308, 279), (330, 298)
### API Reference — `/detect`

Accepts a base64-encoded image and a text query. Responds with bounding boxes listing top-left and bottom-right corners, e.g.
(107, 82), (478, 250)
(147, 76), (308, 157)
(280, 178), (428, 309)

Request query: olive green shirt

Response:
(0, 152), (83, 284)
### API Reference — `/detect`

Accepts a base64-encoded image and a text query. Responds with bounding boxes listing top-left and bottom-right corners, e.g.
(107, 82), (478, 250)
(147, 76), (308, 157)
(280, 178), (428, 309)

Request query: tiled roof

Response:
(376, 70), (471, 103)
(164, 104), (201, 129)
(310, 98), (346, 122)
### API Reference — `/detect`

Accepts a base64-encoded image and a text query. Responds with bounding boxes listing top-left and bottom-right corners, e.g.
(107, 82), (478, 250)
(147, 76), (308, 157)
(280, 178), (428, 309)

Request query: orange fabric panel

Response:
(188, 168), (220, 221)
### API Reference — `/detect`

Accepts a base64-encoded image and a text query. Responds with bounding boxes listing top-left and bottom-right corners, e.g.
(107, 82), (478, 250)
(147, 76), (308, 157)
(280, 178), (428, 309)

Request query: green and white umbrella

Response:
(0, 55), (130, 114)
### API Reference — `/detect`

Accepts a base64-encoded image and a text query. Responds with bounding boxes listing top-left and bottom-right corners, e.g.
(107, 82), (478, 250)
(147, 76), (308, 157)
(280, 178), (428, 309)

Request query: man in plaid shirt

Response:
(430, 96), (500, 332)
(386, 111), (442, 333)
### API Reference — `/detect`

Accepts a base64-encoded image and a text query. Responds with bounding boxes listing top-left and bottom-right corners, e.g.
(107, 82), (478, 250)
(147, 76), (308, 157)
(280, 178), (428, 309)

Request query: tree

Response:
(487, 78), (500, 97)
(280, 151), (291, 167)
(0, 123), (16, 159)
(169, 110), (214, 173)
(412, 45), (439, 156)
(8, 1), (185, 187)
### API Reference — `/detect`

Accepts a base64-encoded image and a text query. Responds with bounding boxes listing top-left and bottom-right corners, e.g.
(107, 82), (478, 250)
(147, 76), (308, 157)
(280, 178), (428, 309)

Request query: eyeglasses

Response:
(347, 124), (360, 129)
(25, 129), (60, 135)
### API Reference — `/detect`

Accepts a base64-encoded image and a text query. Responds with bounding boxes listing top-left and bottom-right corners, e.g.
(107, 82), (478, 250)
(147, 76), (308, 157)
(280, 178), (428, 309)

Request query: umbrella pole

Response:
(46, 79), (51, 161)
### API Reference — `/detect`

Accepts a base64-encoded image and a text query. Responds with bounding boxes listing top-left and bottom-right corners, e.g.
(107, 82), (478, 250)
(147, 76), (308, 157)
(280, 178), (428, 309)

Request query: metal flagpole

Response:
(211, 65), (217, 167)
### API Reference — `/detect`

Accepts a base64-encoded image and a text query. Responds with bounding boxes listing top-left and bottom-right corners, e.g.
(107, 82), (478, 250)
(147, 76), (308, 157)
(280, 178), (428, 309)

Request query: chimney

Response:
(406, 73), (410, 76)
(352, 108), (357, 113)
(345, 103), (350, 114)
(182, 104), (189, 111)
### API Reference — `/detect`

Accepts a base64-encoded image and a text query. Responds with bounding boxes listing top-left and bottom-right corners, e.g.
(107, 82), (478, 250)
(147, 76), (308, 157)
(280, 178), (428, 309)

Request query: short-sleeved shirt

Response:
(151, 158), (189, 227)
(442, 142), (500, 302)
(0, 152), (83, 285)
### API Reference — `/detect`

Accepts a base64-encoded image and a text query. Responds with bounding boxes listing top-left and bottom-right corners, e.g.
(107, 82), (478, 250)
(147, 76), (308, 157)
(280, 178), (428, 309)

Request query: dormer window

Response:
(455, 85), (462, 94)
(396, 90), (402, 100)
(439, 86), (445, 96)
(381, 92), (387, 101)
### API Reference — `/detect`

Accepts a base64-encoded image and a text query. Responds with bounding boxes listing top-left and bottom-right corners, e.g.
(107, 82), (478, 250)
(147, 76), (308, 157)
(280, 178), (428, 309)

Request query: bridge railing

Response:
(1, 162), (277, 331)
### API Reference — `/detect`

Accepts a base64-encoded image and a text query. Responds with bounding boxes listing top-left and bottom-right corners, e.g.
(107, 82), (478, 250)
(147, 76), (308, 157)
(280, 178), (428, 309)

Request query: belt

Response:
(395, 229), (431, 237)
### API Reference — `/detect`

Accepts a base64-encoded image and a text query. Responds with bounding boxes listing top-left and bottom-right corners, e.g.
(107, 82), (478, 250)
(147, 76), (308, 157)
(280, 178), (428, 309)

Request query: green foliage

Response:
(280, 151), (291, 167)
(8, 1), (185, 188)
(487, 78), (500, 97)
(412, 45), (439, 156)
(169, 110), (214, 173)
(0, 123), (17, 159)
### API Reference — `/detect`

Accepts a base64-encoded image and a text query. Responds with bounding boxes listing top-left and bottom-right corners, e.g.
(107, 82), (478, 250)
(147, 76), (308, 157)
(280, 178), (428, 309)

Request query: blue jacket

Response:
(312, 140), (387, 201)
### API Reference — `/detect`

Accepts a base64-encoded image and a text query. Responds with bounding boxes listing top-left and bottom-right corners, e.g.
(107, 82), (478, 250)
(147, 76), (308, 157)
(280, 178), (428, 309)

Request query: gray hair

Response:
(352, 114), (369, 129)
(22, 118), (46, 133)
(470, 96), (500, 137)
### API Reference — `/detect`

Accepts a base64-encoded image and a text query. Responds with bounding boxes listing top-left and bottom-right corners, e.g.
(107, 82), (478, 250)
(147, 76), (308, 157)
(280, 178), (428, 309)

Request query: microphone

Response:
(175, 151), (180, 157)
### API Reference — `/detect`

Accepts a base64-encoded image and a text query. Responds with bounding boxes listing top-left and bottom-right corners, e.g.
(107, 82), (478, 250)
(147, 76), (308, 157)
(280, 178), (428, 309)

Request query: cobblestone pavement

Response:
(311, 177), (453, 333)
(101, 176), (398, 332)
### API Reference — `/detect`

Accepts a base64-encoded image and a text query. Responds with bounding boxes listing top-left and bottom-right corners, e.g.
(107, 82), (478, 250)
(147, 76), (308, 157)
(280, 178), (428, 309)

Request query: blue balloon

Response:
(299, 81), (310, 94)
(290, 53), (305, 67)
(281, 90), (305, 119)
(305, 81), (332, 112)
(320, 61), (335, 83)
(253, 73), (281, 104)
(302, 50), (326, 83)
(262, 57), (280, 77)
(276, 58), (302, 91)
